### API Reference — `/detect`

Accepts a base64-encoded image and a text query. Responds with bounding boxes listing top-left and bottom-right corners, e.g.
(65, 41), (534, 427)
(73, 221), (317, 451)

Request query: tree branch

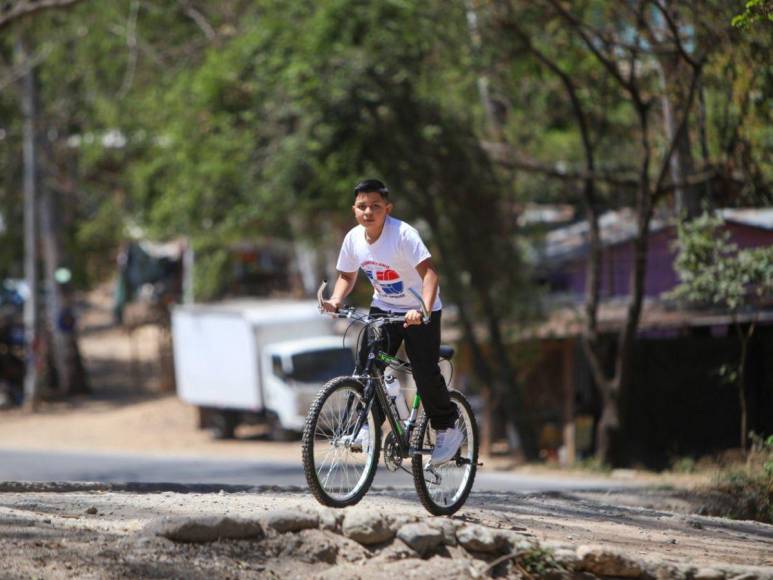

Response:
(0, 41), (52, 91)
(176, 0), (215, 41)
(545, 0), (633, 93)
(653, 58), (704, 194)
(651, 0), (700, 68)
(0, 0), (85, 30)
(483, 142), (639, 187)
(116, 0), (139, 99)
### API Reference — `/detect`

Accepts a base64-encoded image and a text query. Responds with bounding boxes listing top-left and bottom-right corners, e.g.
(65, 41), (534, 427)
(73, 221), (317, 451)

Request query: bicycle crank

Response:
(383, 432), (402, 472)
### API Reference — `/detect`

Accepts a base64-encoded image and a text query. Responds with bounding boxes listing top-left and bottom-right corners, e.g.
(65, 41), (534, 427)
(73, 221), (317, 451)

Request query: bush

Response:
(700, 434), (773, 524)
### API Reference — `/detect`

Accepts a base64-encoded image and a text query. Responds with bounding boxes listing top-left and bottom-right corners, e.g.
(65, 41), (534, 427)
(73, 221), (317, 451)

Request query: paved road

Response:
(0, 448), (631, 492)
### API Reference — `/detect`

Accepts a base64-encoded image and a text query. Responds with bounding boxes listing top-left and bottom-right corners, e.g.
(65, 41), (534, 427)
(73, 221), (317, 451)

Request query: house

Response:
(522, 208), (773, 468)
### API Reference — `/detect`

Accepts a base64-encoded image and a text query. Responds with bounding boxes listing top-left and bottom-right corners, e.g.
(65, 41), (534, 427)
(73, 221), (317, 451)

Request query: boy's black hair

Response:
(353, 179), (389, 200)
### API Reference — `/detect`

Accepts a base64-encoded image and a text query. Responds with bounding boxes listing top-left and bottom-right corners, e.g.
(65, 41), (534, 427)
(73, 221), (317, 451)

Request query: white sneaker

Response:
(431, 427), (464, 464)
(351, 425), (370, 453)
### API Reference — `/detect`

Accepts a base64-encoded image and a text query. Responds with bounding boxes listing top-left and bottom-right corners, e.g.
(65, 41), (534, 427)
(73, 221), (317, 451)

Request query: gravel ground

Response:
(1, 288), (772, 578)
(0, 484), (772, 579)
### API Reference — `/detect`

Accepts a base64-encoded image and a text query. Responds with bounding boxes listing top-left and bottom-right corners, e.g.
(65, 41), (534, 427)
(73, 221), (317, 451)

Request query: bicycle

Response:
(301, 281), (479, 516)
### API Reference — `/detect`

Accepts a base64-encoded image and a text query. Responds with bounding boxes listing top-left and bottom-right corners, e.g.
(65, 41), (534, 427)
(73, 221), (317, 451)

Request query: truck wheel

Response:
(269, 415), (299, 441)
(196, 407), (210, 430)
(210, 410), (239, 440)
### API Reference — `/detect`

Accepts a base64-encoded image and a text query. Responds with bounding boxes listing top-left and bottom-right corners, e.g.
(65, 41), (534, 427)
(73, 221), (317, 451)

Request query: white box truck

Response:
(172, 299), (355, 439)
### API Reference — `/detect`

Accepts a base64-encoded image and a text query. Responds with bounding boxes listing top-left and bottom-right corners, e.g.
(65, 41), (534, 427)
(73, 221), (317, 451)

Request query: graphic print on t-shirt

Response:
(362, 260), (405, 297)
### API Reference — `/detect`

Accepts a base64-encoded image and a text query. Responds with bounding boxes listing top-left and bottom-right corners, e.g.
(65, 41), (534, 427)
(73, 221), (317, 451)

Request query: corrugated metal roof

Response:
(521, 299), (773, 340)
(539, 208), (773, 264)
(719, 208), (773, 230)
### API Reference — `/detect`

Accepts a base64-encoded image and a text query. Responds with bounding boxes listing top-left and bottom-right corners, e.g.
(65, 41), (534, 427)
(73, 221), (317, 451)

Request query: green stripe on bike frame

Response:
(412, 394), (421, 409)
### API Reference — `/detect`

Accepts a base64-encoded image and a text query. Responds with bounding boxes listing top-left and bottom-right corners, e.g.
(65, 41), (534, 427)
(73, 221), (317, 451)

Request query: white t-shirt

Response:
(336, 216), (442, 312)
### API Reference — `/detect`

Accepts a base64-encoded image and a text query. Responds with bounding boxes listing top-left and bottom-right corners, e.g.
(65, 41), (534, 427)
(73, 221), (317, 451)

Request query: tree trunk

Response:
(657, 57), (699, 217)
(413, 193), (525, 458)
(18, 36), (40, 411)
(736, 321), (755, 452)
(39, 185), (68, 393)
(39, 189), (90, 395)
(595, 385), (620, 463)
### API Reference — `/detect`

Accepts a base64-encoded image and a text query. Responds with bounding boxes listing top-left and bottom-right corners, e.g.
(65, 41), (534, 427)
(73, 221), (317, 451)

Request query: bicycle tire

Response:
(302, 376), (381, 508)
(411, 390), (479, 516)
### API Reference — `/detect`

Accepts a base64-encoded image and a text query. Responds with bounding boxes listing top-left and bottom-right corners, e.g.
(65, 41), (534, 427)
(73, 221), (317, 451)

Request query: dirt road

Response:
(0, 481), (771, 579)
(8, 395), (769, 577)
(1, 288), (771, 578)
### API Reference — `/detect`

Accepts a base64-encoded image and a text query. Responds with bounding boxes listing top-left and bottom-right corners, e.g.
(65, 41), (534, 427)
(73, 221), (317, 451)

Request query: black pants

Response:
(357, 307), (458, 431)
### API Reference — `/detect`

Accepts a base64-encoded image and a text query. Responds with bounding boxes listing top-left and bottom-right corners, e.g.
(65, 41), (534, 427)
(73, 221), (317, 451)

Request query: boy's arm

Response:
(405, 258), (438, 326)
(322, 271), (357, 312)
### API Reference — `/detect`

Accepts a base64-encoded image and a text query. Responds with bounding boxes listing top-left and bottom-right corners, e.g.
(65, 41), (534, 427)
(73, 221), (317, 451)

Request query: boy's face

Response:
(352, 191), (392, 231)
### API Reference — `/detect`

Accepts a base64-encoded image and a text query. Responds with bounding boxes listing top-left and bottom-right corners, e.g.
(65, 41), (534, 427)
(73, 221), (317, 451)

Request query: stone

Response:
(295, 529), (339, 564)
(494, 529), (534, 553)
(142, 516), (263, 543)
(396, 523), (445, 557)
(260, 509), (319, 533)
(342, 512), (395, 545)
(576, 545), (643, 578)
(369, 540), (416, 564)
(427, 519), (458, 546)
(543, 544), (579, 571)
(456, 524), (499, 553)
(654, 563), (682, 579)
(317, 508), (343, 532)
(693, 567), (725, 579)
(388, 513), (420, 528)
(85, 507), (98, 515)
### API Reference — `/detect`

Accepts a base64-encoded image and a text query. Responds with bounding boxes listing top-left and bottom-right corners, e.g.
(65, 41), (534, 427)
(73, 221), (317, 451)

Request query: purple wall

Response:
(561, 223), (773, 299)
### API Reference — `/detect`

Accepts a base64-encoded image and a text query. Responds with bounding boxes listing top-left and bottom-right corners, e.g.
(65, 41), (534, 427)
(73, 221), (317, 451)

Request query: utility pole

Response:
(18, 35), (40, 410)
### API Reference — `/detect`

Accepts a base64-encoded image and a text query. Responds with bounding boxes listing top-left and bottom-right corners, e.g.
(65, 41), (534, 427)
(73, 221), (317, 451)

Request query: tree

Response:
(112, 0), (540, 455)
(669, 212), (773, 451)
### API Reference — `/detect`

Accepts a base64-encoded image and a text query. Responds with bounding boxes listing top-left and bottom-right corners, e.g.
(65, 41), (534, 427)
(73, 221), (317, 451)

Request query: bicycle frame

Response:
(353, 343), (433, 459)
(317, 280), (434, 458)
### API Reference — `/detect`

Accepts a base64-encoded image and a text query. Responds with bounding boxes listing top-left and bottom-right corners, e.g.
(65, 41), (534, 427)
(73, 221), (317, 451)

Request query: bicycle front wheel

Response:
(411, 390), (479, 516)
(302, 377), (381, 508)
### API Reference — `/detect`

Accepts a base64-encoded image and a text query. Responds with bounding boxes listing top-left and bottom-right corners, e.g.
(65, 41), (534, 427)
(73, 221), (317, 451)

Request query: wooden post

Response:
(562, 339), (576, 465)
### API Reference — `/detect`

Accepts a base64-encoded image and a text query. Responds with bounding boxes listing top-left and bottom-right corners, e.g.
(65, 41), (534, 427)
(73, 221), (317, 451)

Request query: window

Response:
(289, 348), (355, 384)
(272, 355), (285, 379)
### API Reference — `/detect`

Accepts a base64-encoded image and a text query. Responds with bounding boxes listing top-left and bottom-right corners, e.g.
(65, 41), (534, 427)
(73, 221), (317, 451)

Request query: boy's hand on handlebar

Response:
(321, 298), (341, 313)
(403, 309), (424, 327)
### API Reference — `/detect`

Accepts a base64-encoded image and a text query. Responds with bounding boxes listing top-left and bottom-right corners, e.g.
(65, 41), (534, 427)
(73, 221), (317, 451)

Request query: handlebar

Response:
(316, 280), (429, 325)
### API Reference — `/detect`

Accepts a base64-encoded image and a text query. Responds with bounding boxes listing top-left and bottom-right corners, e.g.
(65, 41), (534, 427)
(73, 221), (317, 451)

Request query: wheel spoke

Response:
(413, 394), (478, 515)
(307, 382), (376, 503)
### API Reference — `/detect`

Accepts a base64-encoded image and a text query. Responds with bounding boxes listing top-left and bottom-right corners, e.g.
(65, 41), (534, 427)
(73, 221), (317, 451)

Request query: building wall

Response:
(520, 327), (773, 468)
(622, 328), (773, 468)
(561, 223), (773, 300)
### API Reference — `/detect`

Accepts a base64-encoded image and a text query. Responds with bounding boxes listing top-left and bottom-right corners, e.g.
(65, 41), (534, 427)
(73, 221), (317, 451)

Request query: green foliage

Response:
(518, 546), (564, 575)
(671, 456), (697, 474)
(669, 213), (773, 311)
(192, 244), (231, 303)
(572, 456), (613, 474)
(710, 434), (773, 523)
(0, 0), (771, 304)
(732, 0), (773, 28)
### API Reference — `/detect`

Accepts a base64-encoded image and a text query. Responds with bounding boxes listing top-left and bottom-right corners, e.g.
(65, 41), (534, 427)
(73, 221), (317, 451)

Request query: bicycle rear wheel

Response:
(411, 390), (478, 516)
(302, 377), (381, 507)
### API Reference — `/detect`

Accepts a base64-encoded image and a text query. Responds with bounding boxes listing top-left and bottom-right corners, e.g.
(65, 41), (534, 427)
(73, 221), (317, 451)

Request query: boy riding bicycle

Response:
(320, 179), (463, 464)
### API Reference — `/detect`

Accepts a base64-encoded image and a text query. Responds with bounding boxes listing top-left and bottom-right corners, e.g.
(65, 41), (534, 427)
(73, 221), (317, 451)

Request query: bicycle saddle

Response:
(439, 345), (455, 360)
